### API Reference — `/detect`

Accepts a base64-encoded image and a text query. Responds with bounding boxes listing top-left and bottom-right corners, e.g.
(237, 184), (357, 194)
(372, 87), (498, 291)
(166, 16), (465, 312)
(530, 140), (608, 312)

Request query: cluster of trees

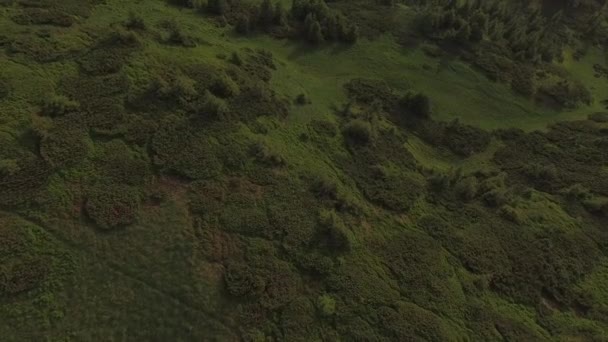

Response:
(420, 0), (566, 63)
(169, 0), (358, 44)
(291, 0), (359, 44)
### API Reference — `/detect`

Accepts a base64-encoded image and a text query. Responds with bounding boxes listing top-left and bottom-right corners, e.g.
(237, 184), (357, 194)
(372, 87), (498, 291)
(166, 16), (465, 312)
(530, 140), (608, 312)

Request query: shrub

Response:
(455, 176), (479, 200)
(224, 262), (264, 297)
(162, 20), (196, 47)
(311, 176), (338, 200)
(200, 90), (229, 118)
(316, 294), (336, 317)
(499, 205), (524, 224)
(295, 93), (310, 105)
(342, 120), (372, 145)
(40, 94), (80, 117)
(235, 15), (250, 35)
(310, 119), (337, 137)
(589, 112), (608, 123)
(250, 141), (286, 167)
(230, 51), (244, 66)
(210, 74), (240, 98)
(207, 0), (229, 15)
(318, 209), (353, 251)
(400, 92), (431, 118)
(85, 185), (141, 230)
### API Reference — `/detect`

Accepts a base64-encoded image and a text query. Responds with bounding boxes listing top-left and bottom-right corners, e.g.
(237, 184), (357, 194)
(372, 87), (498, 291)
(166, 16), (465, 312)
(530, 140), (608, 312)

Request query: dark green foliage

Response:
(307, 19), (324, 44)
(400, 92), (431, 118)
(318, 209), (352, 251)
(418, 119), (491, 157)
(162, 20), (196, 47)
(291, 0), (357, 43)
(39, 126), (89, 168)
(235, 15), (251, 35)
(224, 261), (264, 297)
(207, 0), (229, 16)
(538, 78), (593, 108)
(85, 185), (141, 230)
(344, 78), (396, 109)
(589, 112), (608, 123)
(342, 119), (372, 145)
(295, 93), (309, 105)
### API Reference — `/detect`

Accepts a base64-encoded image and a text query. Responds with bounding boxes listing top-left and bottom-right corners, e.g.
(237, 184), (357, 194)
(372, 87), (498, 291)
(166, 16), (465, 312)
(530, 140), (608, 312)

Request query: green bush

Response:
(199, 90), (229, 119)
(250, 141), (286, 167)
(400, 92), (432, 118)
(318, 209), (353, 252)
(210, 74), (240, 98)
(316, 294), (336, 317)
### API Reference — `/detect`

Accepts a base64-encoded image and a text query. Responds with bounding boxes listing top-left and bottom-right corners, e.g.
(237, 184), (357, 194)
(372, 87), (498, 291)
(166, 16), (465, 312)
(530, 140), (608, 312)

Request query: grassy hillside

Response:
(1, 0), (608, 340)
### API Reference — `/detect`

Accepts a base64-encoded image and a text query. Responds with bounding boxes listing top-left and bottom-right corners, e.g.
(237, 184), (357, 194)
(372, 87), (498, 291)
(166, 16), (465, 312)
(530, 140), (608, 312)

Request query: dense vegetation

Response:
(1, 0), (608, 340)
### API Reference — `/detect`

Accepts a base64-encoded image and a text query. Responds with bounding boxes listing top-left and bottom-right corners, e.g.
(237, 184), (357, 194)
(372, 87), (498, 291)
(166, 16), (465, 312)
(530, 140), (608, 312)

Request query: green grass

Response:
(1, 0), (608, 340)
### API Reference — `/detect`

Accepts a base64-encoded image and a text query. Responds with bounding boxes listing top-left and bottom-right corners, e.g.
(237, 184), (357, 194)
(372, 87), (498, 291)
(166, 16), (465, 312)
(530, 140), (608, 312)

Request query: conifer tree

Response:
(308, 20), (324, 44)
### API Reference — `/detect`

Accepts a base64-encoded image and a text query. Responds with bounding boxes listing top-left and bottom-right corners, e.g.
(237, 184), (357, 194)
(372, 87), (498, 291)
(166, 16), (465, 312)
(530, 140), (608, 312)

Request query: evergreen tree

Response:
(343, 24), (358, 44)
(308, 20), (324, 44)
(274, 2), (289, 27)
(456, 23), (471, 42)
(259, 0), (274, 27)
(235, 15), (250, 35)
(207, 0), (229, 15)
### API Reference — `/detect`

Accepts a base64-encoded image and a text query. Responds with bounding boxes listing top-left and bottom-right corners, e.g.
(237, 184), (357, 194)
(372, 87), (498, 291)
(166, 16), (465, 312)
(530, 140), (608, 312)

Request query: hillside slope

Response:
(1, 0), (608, 340)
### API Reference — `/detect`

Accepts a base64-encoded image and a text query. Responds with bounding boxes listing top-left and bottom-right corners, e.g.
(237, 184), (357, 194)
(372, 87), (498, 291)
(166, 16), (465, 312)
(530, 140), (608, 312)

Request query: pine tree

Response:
(308, 20), (324, 44)
(343, 24), (358, 44)
(274, 2), (288, 27)
(259, 0), (274, 27)
(236, 14), (250, 34)
(207, 0), (229, 15)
